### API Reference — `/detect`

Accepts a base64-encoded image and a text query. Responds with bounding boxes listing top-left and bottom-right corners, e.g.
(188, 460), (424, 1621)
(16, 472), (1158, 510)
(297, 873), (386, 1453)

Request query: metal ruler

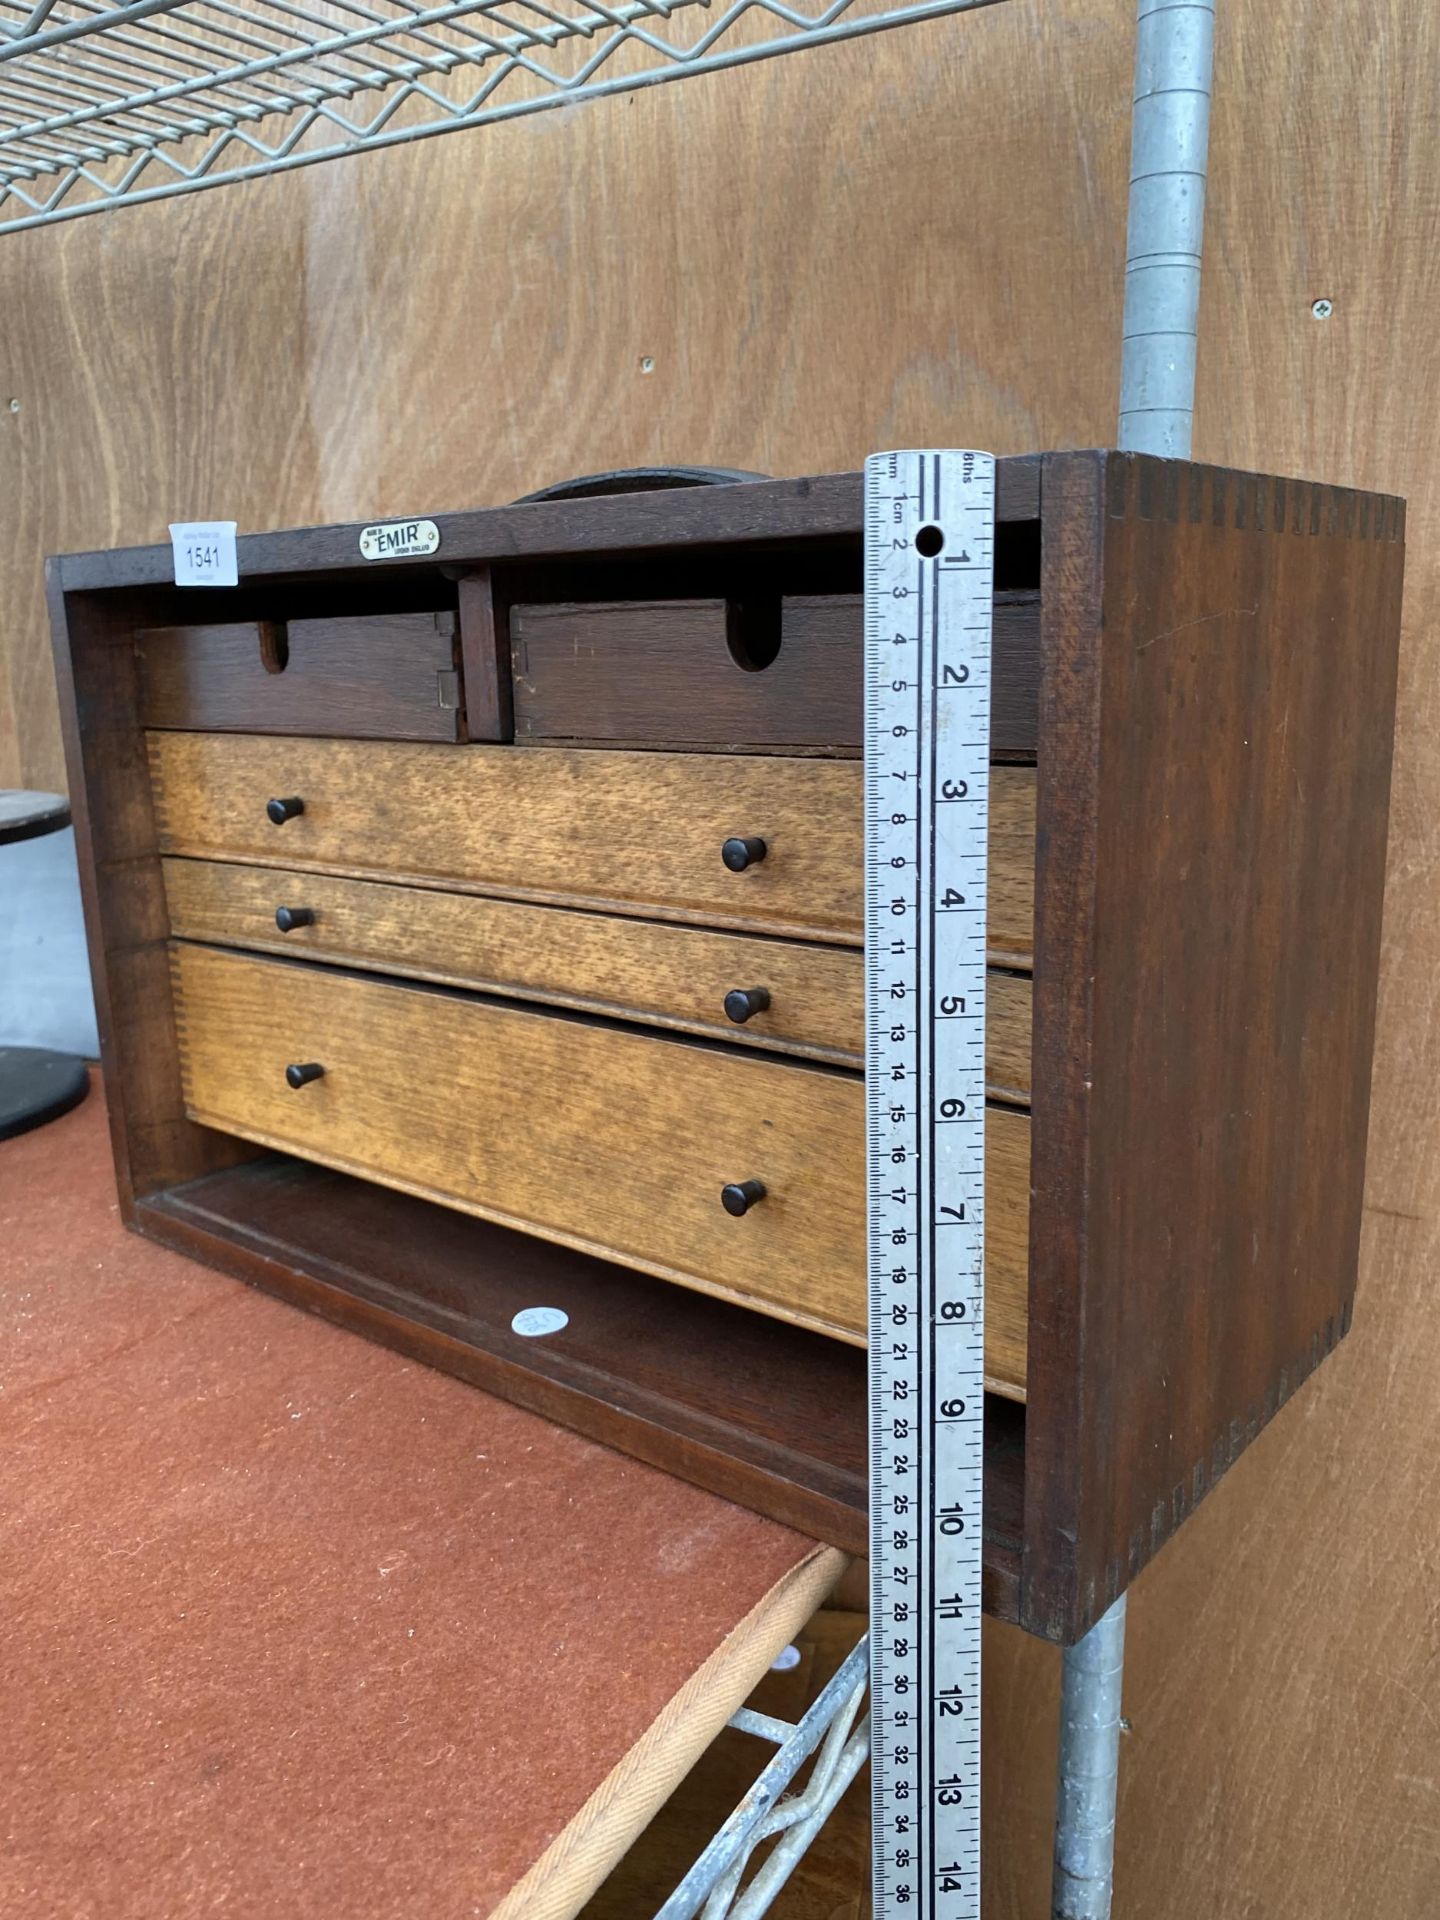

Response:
(865, 449), (995, 1920)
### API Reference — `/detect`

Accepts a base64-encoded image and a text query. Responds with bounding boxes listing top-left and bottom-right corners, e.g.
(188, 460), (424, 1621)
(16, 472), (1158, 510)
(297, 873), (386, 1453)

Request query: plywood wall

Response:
(3, 2), (1438, 1912)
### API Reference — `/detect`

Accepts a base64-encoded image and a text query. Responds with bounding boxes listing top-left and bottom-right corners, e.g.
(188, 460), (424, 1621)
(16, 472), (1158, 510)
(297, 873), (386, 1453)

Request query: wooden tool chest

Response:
(50, 451), (1404, 1644)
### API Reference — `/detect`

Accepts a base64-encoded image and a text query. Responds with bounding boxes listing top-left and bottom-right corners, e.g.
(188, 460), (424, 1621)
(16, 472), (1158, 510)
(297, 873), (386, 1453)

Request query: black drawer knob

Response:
(267, 796), (305, 826)
(721, 1179), (767, 1217)
(285, 1061), (325, 1089)
(275, 905), (316, 933)
(722, 835), (767, 873)
(724, 986), (772, 1024)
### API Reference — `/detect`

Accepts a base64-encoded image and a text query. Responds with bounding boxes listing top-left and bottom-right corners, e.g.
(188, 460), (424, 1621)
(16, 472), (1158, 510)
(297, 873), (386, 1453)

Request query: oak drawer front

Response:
(149, 733), (1037, 954)
(170, 944), (1032, 1392)
(509, 592), (1040, 755)
(136, 611), (462, 741)
(162, 858), (1036, 1084)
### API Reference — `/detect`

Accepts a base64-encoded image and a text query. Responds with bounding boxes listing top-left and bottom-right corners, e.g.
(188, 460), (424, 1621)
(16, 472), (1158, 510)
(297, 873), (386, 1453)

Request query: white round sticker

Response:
(511, 1306), (570, 1338)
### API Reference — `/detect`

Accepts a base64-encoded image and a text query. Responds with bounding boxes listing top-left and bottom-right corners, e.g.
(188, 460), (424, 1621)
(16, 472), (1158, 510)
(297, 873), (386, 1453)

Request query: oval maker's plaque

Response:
(358, 518), (440, 560)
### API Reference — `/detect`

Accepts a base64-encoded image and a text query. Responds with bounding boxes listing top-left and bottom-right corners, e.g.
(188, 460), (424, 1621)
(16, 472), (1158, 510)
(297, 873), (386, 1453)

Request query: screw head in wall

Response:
(1311, 298), (1334, 320)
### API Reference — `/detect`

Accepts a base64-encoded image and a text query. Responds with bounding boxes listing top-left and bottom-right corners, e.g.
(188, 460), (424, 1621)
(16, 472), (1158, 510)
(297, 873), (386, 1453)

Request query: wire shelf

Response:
(0, 0), (998, 231)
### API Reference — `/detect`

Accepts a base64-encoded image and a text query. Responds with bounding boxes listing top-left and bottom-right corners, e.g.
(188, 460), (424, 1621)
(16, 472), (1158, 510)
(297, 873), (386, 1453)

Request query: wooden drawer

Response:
(162, 857), (1034, 1084)
(136, 611), (463, 741)
(170, 942), (1033, 1394)
(509, 592), (1040, 755)
(149, 733), (1037, 954)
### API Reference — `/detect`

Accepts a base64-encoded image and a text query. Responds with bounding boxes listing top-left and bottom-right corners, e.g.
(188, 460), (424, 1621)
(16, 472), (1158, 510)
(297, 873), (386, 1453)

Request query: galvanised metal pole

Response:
(1116, 0), (1216, 459)
(1052, 1594), (1129, 1920)
(1052, 5), (1216, 1918)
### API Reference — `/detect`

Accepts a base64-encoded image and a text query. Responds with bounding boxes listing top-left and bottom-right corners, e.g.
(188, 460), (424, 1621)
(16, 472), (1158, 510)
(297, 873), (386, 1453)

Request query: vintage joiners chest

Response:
(50, 453), (1404, 1643)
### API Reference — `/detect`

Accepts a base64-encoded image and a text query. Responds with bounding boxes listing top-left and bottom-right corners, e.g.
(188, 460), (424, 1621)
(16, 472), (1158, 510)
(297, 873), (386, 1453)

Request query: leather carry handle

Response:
(514, 465), (770, 504)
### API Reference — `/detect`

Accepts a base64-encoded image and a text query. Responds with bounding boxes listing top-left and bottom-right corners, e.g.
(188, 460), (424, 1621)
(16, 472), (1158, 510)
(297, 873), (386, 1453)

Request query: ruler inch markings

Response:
(865, 449), (994, 1920)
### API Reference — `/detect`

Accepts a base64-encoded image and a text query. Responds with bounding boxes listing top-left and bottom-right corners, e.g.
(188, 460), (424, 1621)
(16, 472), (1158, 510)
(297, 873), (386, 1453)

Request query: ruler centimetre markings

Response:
(865, 450), (995, 1920)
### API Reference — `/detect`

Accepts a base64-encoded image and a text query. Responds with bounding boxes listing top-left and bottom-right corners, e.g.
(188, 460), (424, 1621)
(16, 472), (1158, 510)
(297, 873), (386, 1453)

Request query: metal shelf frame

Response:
(0, 0), (1000, 232)
(660, 1634), (872, 1920)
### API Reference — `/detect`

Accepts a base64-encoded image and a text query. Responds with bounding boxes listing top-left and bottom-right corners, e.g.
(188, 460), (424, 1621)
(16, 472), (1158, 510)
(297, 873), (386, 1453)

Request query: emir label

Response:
(358, 517), (441, 561)
(864, 449), (995, 1920)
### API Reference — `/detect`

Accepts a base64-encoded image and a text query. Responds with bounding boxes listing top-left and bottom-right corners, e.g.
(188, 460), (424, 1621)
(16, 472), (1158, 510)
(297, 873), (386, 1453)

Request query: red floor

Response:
(0, 1082), (819, 1917)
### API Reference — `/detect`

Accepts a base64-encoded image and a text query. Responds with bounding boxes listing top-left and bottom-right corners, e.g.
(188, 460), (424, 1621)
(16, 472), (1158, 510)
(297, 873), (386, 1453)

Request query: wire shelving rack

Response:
(0, 0), (1000, 232)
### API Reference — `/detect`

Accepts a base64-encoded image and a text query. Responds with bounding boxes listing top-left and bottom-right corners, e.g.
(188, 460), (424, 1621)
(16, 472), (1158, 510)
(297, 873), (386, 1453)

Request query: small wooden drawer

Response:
(160, 856), (1035, 1084)
(149, 733), (1037, 953)
(136, 611), (463, 741)
(170, 943), (1033, 1393)
(508, 592), (1040, 755)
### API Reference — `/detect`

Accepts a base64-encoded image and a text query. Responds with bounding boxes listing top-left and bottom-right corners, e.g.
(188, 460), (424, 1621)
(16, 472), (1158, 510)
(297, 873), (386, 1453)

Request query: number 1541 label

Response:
(170, 520), (238, 587)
